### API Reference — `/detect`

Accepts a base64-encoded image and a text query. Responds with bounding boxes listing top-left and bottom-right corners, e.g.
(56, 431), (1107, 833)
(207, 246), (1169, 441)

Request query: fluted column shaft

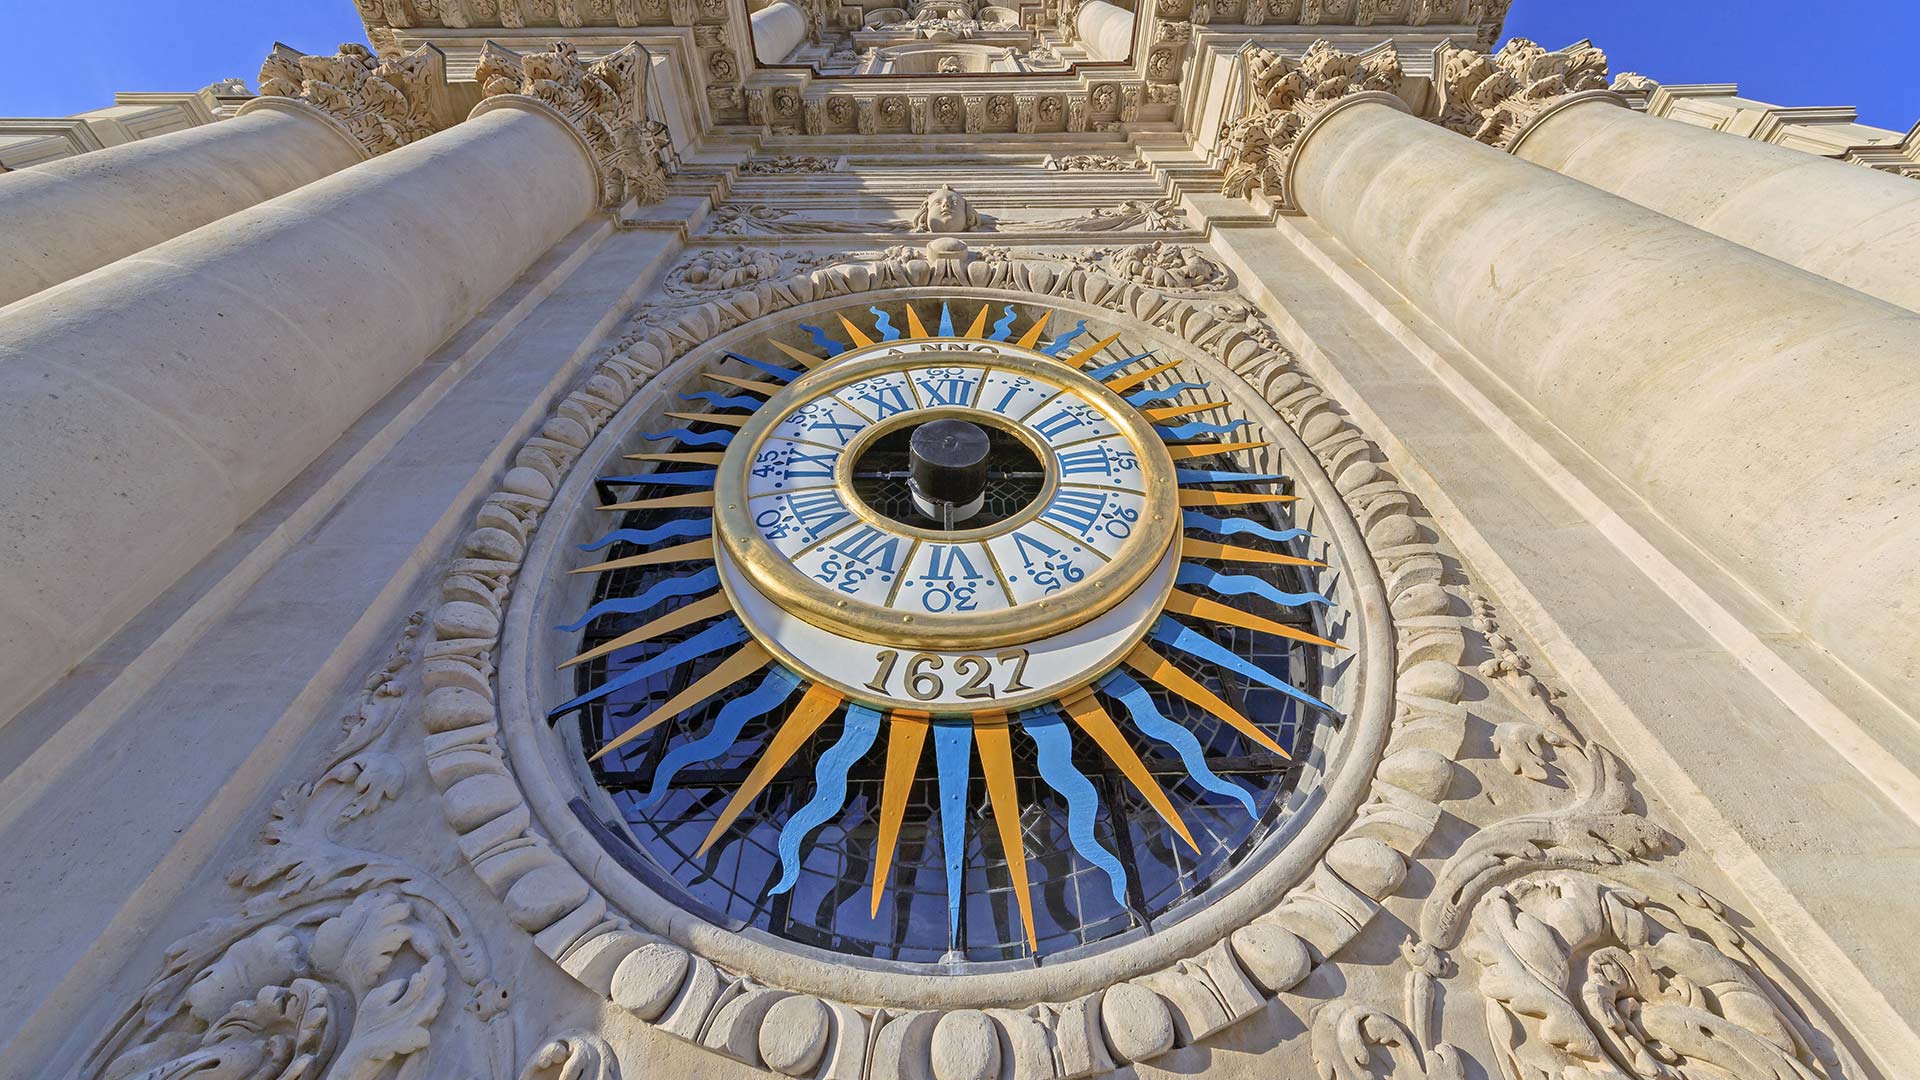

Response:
(1291, 97), (1920, 714)
(1514, 96), (1920, 314)
(1076, 0), (1135, 61)
(0, 98), (600, 727)
(750, 0), (811, 63)
(0, 99), (365, 310)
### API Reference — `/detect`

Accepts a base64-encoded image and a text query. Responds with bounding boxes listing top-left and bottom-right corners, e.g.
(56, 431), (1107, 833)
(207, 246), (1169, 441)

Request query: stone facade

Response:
(0, 6), (1917, 1080)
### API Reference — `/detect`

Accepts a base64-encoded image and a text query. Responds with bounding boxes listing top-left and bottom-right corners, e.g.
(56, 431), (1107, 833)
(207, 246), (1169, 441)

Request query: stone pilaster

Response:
(474, 40), (668, 208)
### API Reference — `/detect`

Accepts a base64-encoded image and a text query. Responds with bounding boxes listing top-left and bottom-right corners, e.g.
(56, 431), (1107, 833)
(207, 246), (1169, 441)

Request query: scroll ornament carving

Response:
(476, 41), (668, 208)
(1436, 37), (1611, 149)
(1042, 152), (1148, 171)
(1220, 41), (1408, 205)
(740, 154), (841, 175)
(257, 41), (448, 155)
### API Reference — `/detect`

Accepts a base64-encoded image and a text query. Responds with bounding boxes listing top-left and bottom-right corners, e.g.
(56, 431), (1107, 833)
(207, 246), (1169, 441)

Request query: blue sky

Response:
(1, 1), (1915, 130)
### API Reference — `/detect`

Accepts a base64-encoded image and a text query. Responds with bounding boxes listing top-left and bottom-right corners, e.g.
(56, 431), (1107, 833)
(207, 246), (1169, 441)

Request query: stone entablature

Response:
(1615, 74), (1920, 178)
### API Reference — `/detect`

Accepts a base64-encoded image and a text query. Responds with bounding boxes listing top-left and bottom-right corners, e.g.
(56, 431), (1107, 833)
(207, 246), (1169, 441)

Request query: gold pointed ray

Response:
(1164, 440), (1270, 461)
(871, 710), (931, 917)
(1104, 361), (1181, 393)
(698, 683), (847, 857)
(1122, 644), (1288, 757)
(975, 711), (1036, 950)
(1177, 490), (1297, 508)
(664, 410), (750, 428)
(600, 491), (715, 512)
(1059, 687), (1198, 853)
(770, 339), (830, 369)
(1181, 537), (1325, 569)
(570, 538), (715, 574)
(837, 314), (877, 349)
(560, 593), (733, 669)
(589, 641), (773, 762)
(624, 450), (726, 465)
(963, 303), (992, 339)
(1164, 590), (1344, 649)
(1063, 331), (1124, 369)
(904, 302), (929, 339)
(1015, 309), (1052, 350)
(1143, 400), (1233, 423)
(706, 372), (784, 396)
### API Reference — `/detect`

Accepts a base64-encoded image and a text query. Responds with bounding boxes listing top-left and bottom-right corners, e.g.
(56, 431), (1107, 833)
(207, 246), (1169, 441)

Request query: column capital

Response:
(1219, 41), (1412, 211)
(245, 42), (453, 159)
(473, 40), (668, 209)
(1435, 37), (1614, 151)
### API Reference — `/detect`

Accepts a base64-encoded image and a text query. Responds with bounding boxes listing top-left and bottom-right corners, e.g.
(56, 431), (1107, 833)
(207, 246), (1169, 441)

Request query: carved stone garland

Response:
(476, 40), (669, 208)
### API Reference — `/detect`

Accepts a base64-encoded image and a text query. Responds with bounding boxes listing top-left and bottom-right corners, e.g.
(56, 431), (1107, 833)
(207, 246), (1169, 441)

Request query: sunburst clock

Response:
(548, 299), (1340, 956)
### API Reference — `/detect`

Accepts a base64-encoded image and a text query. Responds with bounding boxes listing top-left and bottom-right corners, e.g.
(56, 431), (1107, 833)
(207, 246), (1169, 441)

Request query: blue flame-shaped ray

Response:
(797, 323), (846, 356)
(1174, 469), (1287, 485)
(1149, 616), (1336, 715)
(1087, 351), (1158, 380)
(1040, 319), (1089, 356)
(933, 719), (974, 946)
(721, 350), (803, 383)
(1157, 419), (1252, 439)
(869, 307), (900, 341)
(643, 427), (734, 447)
(556, 567), (720, 631)
(1020, 706), (1127, 907)
(938, 302), (956, 338)
(597, 469), (719, 487)
(1177, 564), (1330, 608)
(548, 617), (749, 718)
(1100, 670), (1256, 815)
(679, 391), (766, 411)
(637, 667), (801, 806)
(770, 704), (882, 895)
(1182, 512), (1310, 544)
(990, 305), (1020, 342)
(1126, 382), (1209, 407)
(578, 519), (713, 552)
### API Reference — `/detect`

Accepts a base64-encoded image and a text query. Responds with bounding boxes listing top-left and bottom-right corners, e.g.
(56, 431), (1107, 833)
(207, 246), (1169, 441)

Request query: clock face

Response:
(550, 299), (1343, 963)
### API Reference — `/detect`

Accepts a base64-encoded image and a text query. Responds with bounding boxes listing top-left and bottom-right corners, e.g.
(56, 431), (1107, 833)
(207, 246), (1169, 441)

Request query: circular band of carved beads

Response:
(421, 244), (1505, 1077)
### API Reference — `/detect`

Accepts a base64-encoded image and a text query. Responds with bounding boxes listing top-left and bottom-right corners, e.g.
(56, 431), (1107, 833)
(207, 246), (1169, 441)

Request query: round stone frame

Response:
(418, 248), (1468, 1079)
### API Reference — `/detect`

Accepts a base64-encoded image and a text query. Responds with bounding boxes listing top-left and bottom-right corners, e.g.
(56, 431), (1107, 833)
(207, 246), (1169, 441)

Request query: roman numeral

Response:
(918, 376), (975, 407)
(924, 544), (984, 581)
(832, 526), (905, 572)
(1010, 529), (1061, 567)
(1056, 446), (1113, 477)
(785, 447), (839, 479)
(1042, 489), (1108, 537)
(805, 414), (865, 444)
(853, 384), (913, 419)
(788, 489), (852, 538)
(1029, 407), (1086, 441)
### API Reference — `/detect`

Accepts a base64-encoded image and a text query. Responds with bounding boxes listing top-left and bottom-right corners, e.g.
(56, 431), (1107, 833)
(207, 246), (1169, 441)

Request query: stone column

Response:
(1509, 96), (1920, 314)
(1075, 0), (1135, 61)
(0, 43), (451, 311)
(1283, 92), (1920, 717)
(0, 42), (651, 728)
(750, 0), (812, 64)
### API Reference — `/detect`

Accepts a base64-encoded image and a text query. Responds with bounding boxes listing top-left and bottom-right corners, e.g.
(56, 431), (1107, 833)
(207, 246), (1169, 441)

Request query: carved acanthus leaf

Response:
(1219, 40), (1406, 206)
(1437, 37), (1611, 149)
(257, 41), (449, 155)
(475, 40), (669, 208)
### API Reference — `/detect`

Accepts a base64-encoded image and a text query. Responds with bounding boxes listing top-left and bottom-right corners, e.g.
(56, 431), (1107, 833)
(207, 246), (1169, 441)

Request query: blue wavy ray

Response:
(556, 567), (720, 631)
(938, 302), (956, 338)
(597, 470), (718, 487)
(990, 305), (1019, 342)
(679, 390), (766, 411)
(797, 323), (846, 356)
(1100, 670), (1255, 815)
(1157, 419), (1252, 439)
(770, 705), (882, 895)
(548, 617), (749, 718)
(1020, 707), (1127, 907)
(643, 427), (733, 447)
(1126, 382), (1209, 406)
(1041, 319), (1089, 356)
(578, 519), (713, 552)
(1177, 564), (1329, 608)
(639, 667), (801, 806)
(1174, 469), (1287, 485)
(1182, 511), (1310, 544)
(933, 719), (974, 946)
(721, 350), (803, 383)
(1149, 615), (1335, 716)
(869, 306), (900, 341)
(1087, 351), (1157, 380)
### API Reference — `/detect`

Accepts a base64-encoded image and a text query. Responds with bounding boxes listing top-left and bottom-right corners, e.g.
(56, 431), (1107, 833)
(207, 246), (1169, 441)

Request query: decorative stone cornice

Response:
(1219, 40), (1407, 207)
(475, 40), (668, 208)
(253, 41), (450, 157)
(1435, 37), (1611, 150)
